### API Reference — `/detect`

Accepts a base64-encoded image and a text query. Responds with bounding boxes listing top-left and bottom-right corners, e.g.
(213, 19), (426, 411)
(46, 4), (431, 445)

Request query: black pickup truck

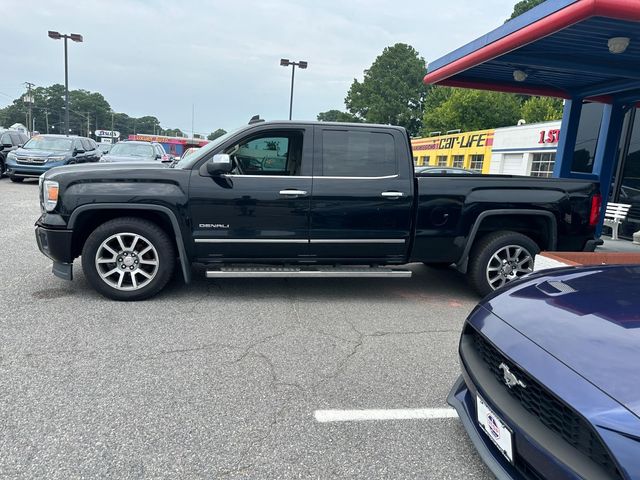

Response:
(34, 120), (601, 300)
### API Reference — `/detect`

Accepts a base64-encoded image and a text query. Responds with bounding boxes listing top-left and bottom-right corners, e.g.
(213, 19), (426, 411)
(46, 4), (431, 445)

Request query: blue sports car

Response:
(449, 265), (640, 480)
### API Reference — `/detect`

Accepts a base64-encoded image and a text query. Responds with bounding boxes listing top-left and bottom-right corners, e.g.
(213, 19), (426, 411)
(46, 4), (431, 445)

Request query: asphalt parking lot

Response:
(0, 178), (493, 479)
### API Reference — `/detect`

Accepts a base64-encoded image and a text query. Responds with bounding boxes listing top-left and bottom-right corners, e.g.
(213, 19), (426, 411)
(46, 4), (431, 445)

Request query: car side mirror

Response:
(74, 148), (85, 155)
(206, 154), (233, 175)
(2, 143), (12, 149)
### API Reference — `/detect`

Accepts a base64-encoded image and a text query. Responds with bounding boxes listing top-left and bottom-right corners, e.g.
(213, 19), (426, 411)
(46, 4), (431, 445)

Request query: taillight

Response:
(589, 193), (602, 227)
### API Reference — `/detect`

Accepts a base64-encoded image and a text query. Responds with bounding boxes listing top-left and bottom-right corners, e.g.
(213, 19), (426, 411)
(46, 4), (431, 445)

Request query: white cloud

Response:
(1, 0), (513, 134)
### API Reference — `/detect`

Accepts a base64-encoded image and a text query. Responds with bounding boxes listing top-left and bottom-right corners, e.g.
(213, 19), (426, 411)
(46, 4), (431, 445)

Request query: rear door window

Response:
(321, 130), (396, 177)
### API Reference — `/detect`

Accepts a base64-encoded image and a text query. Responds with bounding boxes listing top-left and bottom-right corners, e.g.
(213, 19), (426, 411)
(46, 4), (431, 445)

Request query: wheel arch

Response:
(456, 209), (557, 273)
(68, 204), (191, 283)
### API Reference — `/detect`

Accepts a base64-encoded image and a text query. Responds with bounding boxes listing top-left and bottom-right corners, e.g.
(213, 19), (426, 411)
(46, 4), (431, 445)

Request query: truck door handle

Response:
(381, 191), (404, 199)
(279, 189), (308, 196)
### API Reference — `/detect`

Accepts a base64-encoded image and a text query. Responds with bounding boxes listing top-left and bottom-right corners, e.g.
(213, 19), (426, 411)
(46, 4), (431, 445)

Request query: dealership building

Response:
(489, 120), (561, 177)
(411, 120), (562, 177)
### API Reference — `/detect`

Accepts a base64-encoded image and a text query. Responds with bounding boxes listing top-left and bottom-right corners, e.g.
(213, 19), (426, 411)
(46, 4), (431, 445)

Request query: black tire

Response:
(81, 217), (175, 301)
(10, 176), (24, 183)
(0, 157), (5, 178)
(467, 231), (539, 297)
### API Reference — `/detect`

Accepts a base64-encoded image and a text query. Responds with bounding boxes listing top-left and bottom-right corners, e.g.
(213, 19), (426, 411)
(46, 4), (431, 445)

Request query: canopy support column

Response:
(553, 98), (583, 178)
(592, 102), (627, 235)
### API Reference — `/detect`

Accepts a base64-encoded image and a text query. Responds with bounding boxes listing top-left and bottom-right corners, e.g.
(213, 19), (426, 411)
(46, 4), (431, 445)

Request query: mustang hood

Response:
(483, 265), (640, 417)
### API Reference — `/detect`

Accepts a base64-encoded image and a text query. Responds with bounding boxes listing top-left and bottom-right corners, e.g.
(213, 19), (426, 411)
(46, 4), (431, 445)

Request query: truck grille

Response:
(16, 156), (46, 165)
(468, 328), (621, 479)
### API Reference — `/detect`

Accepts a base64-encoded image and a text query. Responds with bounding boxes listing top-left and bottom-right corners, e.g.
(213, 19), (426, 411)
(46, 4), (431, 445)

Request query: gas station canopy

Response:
(423, 0), (640, 103)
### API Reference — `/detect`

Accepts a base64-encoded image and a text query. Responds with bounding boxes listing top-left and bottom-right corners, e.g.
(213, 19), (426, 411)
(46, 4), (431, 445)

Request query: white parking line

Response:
(314, 408), (458, 423)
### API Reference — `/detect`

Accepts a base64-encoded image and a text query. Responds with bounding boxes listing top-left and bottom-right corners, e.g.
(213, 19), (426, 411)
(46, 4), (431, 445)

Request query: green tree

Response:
(345, 43), (427, 136)
(521, 96), (564, 123)
(422, 89), (521, 133)
(207, 128), (227, 141)
(316, 110), (360, 123)
(508, 0), (545, 21)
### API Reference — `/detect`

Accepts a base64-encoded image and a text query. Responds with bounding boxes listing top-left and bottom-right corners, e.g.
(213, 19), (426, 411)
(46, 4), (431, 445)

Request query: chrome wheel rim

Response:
(95, 232), (159, 291)
(486, 244), (534, 290)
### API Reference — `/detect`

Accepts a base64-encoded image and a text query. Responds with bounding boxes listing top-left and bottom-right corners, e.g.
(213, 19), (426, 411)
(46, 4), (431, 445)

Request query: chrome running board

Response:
(205, 265), (412, 278)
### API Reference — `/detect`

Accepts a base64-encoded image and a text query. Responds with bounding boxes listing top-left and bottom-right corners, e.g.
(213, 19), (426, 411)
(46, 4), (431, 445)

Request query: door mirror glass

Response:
(2, 143), (12, 149)
(74, 148), (85, 155)
(206, 154), (233, 175)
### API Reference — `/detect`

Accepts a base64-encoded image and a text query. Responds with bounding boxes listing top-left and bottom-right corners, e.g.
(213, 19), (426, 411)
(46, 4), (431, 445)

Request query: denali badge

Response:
(498, 363), (526, 389)
(199, 223), (230, 229)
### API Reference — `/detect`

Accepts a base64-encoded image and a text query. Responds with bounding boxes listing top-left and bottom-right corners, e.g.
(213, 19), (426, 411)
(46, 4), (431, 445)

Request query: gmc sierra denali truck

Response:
(34, 120), (602, 301)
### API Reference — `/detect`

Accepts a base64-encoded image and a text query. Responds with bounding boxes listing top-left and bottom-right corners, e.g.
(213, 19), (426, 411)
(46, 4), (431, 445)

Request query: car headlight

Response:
(47, 155), (66, 162)
(7, 152), (17, 161)
(43, 180), (59, 212)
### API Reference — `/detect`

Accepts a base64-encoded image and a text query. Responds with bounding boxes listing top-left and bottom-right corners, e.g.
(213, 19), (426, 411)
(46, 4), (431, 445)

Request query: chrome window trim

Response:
(221, 174), (399, 180)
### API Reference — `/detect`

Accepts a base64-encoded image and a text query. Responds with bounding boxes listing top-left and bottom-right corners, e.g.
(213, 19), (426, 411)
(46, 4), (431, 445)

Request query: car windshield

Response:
(174, 126), (245, 169)
(109, 143), (154, 157)
(23, 136), (73, 151)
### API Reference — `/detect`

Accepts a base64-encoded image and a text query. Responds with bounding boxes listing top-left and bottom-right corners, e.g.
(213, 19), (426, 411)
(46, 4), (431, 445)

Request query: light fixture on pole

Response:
(48, 31), (83, 137)
(280, 59), (308, 120)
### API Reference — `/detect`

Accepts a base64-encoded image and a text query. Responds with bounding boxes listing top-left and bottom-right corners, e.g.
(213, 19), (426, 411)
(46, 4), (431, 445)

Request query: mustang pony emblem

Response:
(498, 363), (526, 389)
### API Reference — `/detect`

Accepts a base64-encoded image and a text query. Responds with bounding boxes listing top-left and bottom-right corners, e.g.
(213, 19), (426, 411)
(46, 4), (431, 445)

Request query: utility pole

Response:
(45, 109), (50, 133)
(87, 111), (90, 138)
(24, 82), (35, 133)
(191, 104), (195, 139)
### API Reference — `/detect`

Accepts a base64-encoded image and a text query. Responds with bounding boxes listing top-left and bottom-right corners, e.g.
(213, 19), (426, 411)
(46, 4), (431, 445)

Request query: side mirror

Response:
(2, 143), (12, 149)
(206, 154), (233, 175)
(74, 148), (85, 156)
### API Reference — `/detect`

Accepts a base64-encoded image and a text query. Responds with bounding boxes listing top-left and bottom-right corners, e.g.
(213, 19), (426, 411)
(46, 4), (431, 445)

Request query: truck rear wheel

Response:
(467, 231), (539, 297)
(81, 217), (175, 301)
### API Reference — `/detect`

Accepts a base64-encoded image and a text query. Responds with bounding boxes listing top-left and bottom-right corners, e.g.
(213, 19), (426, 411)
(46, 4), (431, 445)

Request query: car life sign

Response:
(95, 129), (120, 139)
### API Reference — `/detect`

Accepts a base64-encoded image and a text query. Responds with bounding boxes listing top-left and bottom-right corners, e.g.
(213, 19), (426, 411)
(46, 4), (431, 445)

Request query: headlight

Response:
(43, 180), (59, 212)
(7, 152), (17, 161)
(47, 155), (66, 162)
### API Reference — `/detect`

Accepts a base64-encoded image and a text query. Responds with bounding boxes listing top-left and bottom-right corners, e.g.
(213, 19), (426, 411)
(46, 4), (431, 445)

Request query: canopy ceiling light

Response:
(608, 36), (630, 54)
(513, 69), (528, 82)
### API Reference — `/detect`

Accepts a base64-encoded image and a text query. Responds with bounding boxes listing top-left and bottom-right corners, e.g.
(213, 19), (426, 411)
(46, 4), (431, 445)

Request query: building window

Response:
(452, 155), (465, 168)
(422, 156), (430, 166)
(437, 155), (448, 166)
(469, 154), (484, 172)
(413, 156), (418, 164)
(530, 152), (556, 177)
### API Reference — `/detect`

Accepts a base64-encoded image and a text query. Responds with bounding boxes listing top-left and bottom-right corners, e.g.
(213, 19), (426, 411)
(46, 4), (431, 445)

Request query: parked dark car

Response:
(0, 130), (29, 177)
(100, 141), (168, 163)
(34, 120), (601, 300)
(449, 264), (640, 480)
(5, 134), (98, 182)
(415, 166), (475, 175)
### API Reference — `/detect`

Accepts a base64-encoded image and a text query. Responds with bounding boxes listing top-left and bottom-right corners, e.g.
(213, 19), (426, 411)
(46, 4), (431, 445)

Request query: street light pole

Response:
(64, 35), (69, 135)
(280, 59), (308, 120)
(48, 31), (83, 136)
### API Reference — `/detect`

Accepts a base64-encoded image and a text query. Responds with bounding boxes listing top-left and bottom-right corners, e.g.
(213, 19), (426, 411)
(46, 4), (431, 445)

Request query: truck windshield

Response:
(23, 136), (73, 152)
(174, 126), (245, 169)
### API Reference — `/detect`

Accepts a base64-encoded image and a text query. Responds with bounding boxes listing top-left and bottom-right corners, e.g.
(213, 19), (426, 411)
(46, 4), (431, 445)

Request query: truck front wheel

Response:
(467, 231), (539, 297)
(81, 217), (175, 301)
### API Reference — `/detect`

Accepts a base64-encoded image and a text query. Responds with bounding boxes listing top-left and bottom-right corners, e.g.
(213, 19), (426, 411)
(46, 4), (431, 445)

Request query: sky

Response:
(1, 0), (514, 136)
